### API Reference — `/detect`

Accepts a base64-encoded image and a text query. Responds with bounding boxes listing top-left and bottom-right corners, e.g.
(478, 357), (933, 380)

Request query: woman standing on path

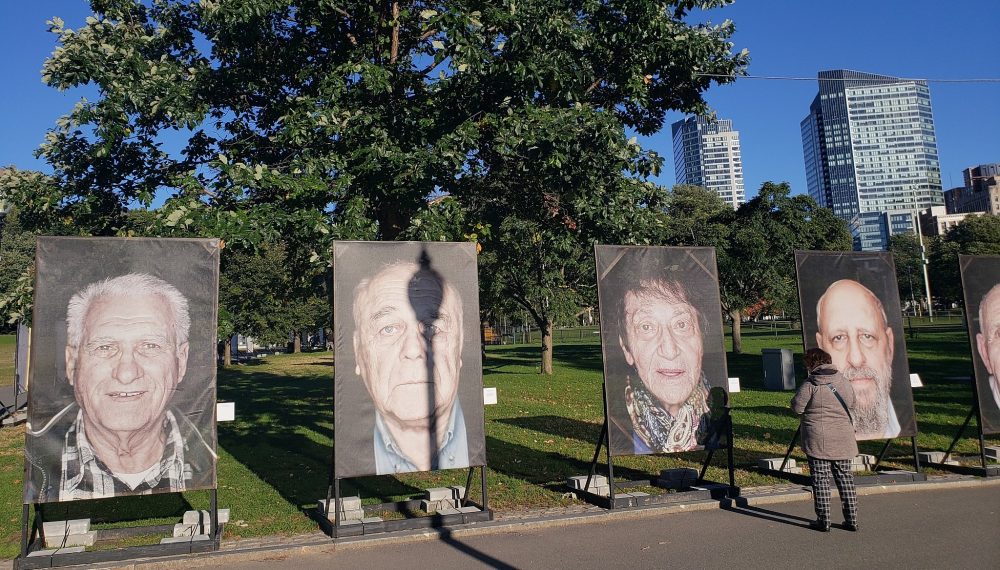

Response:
(791, 347), (860, 532)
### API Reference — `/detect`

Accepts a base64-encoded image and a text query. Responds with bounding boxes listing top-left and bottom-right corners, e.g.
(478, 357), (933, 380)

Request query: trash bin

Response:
(761, 348), (795, 391)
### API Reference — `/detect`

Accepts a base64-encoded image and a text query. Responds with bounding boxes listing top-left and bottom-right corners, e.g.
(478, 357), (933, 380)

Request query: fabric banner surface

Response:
(959, 255), (1000, 434)
(333, 241), (486, 478)
(15, 321), (29, 394)
(595, 245), (728, 456)
(24, 237), (220, 504)
(794, 250), (918, 440)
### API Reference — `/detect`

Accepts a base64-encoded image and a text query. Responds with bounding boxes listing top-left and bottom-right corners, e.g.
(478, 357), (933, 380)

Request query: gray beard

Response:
(843, 365), (891, 435)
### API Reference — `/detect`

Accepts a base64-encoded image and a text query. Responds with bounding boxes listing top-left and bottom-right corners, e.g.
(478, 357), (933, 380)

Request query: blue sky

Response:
(2, 1), (998, 201)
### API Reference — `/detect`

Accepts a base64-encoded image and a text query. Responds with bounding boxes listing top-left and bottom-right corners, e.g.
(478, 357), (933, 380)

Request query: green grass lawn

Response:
(0, 326), (995, 559)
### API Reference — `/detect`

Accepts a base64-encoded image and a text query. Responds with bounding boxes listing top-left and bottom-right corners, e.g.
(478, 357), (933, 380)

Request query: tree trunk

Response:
(224, 337), (232, 367)
(730, 309), (743, 354)
(293, 332), (302, 353)
(541, 318), (554, 375)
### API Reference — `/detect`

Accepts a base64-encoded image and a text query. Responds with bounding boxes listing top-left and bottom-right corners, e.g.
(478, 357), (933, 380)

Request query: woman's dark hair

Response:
(804, 347), (832, 371)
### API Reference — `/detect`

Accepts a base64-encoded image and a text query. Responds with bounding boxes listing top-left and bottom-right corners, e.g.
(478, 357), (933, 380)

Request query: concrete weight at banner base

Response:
(333, 241), (487, 478)
(23, 237), (220, 504)
(794, 250), (918, 441)
(595, 245), (729, 456)
(958, 254), (1000, 434)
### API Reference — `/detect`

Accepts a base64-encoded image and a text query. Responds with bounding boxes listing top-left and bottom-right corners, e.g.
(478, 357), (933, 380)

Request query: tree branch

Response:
(390, 2), (400, 64)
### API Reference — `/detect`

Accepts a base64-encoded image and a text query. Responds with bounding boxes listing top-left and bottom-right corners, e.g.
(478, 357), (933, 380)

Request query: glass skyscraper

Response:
(801, 70), (943, 250)
(672, 115), (745, 209)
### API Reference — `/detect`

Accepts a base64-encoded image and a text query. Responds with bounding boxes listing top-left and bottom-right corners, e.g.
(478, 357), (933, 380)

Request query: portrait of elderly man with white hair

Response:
(334, 241), (486, 479)
(25, 273), (216, 502)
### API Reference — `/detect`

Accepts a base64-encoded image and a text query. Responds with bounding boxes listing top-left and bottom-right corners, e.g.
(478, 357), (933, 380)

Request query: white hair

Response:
(66, 273), (191, 348)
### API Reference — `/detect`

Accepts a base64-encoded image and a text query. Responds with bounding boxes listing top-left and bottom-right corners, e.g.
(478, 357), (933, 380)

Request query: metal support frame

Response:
(933, 404), (995, 476)
(770, 424), (924, 485)
(15, 490), (221, 570)
(582, 389), (738, 510)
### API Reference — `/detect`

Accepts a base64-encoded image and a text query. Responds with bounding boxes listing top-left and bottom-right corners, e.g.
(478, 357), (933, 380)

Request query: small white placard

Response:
(483, 387), (498, 405)
(910, 373), (923, 388)
(217, 402), (235, 422)
(728, 377), (741, 393)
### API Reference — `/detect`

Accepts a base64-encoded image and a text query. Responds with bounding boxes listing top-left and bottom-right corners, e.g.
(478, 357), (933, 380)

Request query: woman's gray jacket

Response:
(790, 364), (858, 460)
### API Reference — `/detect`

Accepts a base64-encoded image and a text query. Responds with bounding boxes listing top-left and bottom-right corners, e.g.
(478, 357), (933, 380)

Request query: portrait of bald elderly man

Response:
(351, 260), (470, 475)
(25, 273), (215, 502)
(814, 279), (901, 440)
(974, 283), (1000, 417)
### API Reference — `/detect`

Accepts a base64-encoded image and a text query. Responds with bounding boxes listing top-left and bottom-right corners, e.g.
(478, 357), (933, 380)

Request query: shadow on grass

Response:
(486, 436), (660, 490)
(36, 491), (196, 527)
(495, 416), (603, 444)
(218, 368), (335, 510)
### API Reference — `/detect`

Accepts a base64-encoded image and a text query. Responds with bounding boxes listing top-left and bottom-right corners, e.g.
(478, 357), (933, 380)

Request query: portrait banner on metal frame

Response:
(333, 241), (487, 478)
(24, 237), (220, 504)
(794, 250), (918, 441)
(959, 255), (1000, 435)
(596, 245), (729, 457)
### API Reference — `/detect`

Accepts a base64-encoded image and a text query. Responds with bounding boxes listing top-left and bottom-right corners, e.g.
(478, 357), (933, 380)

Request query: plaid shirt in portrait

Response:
(59, 410), (190, 500)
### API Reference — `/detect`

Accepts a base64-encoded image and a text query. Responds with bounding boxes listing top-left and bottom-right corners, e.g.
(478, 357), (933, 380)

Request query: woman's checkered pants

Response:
(808, 457), (858, 526)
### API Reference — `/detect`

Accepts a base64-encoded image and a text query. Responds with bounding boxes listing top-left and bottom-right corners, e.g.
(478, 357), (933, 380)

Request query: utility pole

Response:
(912, 210), (934, 321)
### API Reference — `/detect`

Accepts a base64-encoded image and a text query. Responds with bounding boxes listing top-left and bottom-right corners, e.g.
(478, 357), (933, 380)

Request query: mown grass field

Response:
(0, 325), (995, 558)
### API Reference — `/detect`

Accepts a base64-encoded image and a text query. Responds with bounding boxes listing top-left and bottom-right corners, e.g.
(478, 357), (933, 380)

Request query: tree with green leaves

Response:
(9, 0), (749, 374)
(0, 205), (38, 327)
(715, 182), (851, 353)
(660, 184), (731, 247)
(888, 232), (927, 314)
(929, 215), (1000, 305)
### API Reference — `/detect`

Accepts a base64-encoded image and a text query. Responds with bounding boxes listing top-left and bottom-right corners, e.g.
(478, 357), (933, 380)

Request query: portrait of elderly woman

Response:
(596, 245), (728, 456)
(24, 237), (219, 504)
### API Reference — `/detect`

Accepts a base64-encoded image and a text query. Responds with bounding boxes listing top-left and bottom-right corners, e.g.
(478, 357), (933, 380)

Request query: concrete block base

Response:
(42, 530), (95, 548)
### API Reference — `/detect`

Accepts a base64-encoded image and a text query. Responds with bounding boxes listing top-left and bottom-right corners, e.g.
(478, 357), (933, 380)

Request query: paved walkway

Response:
(58, 474), (1000, 570)
(207, 483), (1000, 570)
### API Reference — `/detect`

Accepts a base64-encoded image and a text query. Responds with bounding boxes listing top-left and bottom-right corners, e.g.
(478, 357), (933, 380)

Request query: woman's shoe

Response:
(809, 520), (831, 532)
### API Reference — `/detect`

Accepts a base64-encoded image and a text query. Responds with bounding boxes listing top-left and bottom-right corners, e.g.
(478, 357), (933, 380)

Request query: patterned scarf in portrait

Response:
(625, 375), (711, 452)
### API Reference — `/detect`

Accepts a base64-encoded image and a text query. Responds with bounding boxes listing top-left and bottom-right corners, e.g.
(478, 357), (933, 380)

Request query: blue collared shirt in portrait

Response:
(373, 399), (469, 474)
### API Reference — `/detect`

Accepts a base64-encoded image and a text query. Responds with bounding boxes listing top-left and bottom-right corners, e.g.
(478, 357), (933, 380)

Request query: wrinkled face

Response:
(620, 288), (703, 415)
(815, 281), (894, 427)
(353, 265), (463, 428)
(66, 294), (187, 434)
(976, 287), (1000, 378)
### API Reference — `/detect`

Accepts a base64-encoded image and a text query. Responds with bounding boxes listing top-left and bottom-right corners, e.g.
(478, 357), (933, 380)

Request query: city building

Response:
(800, 69), (943, 250)
(671, 115), (745, 209)
(945, 163), (1000, 214)
(918, 205), (980, 236)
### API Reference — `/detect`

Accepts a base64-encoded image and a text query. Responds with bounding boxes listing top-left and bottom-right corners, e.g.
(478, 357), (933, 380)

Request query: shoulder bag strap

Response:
(826, 384), (853, 424)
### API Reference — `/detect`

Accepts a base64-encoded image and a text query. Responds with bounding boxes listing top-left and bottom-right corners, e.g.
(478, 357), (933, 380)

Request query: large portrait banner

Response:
(333, 241), (486, 478)
(596, 245), (729, 457)
(959, 255), (1000, 434)
(24, 237), (220, 504)
(794, 251), (917, 440)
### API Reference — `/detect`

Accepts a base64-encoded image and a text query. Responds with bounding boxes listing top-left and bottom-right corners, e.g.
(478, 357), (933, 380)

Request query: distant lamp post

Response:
(912, 210), (934, 320)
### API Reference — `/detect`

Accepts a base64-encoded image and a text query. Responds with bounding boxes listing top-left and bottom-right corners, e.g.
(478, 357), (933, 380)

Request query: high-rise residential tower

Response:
(672, 115), (745, 209)
(801, 70), (943, 250)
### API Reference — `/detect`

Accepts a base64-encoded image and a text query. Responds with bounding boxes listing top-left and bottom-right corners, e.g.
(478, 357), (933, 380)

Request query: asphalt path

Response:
(213, 485), (999, 570)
